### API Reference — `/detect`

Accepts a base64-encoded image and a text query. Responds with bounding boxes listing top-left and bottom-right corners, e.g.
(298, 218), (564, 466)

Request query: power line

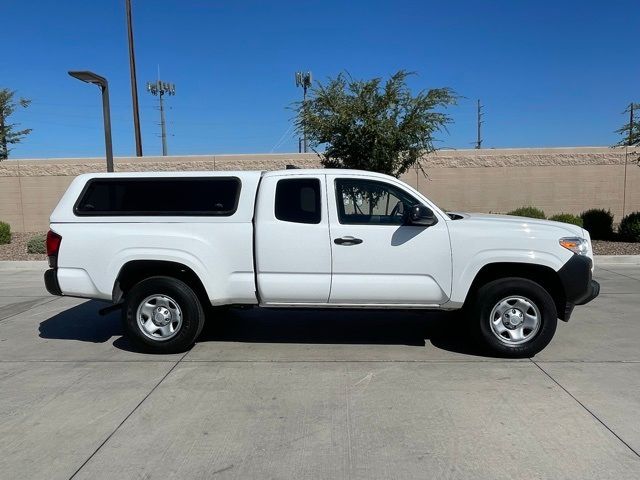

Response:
(270, 123), (295, 153)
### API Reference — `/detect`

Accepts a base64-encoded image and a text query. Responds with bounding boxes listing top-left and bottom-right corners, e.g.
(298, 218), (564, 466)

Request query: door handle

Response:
(334, 236), (363, 246)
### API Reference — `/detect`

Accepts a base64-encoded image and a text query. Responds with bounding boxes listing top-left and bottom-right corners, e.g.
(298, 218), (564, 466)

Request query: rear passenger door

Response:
(254, 173), (331, 304)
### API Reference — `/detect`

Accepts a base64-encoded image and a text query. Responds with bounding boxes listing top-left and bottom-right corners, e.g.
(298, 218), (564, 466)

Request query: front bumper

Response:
(44, 269), (62, 296)
(576, 279), (600, 306)
(557, 255), (600, 320)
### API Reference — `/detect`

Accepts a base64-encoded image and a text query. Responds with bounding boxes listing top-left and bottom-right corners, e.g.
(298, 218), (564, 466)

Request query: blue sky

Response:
(2, 0), (638, 158)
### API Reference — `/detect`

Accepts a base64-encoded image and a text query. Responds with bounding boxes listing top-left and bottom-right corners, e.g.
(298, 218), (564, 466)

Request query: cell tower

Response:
(295, 71), (312, 153)
(146, 80), (176, 156)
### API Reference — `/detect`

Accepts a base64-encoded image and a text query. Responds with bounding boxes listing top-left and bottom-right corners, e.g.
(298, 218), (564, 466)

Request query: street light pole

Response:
(68, 70), (114, 172)
(125, 0), (143, 156)
(101, 82), (114, 172)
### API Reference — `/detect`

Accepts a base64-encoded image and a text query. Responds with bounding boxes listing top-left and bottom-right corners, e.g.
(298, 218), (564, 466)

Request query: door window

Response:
(335, 178), (419, 225)
(275, 178), (321, 224)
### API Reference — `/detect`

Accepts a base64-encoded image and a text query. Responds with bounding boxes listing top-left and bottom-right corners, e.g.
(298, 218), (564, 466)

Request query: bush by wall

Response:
(548, 213), (583, 227)
(580, 209), (614, 240)
(506, 206), (546, 219)
(619, 212), (640, 242)
(26, 233), (46, 254)
(0, 222), (10, 245)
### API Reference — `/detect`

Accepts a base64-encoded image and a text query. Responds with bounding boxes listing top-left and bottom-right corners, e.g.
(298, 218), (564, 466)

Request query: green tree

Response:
(613, 102), (640, 147)
(295, 70), (456, 178)
(0, 89), (32, 160)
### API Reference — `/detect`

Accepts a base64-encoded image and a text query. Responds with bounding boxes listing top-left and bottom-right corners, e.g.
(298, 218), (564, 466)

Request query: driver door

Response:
(327, 175), (452, 305)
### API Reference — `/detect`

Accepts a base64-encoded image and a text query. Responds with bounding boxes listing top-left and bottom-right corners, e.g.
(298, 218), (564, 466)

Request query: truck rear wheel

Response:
(123, 276), (205, 354)
(473, 277), (557, 358)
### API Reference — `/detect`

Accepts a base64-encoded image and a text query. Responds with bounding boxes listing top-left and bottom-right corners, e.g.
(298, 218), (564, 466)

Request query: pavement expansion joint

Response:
(530, 358), (640, 460)
(67, 351), (189, 479)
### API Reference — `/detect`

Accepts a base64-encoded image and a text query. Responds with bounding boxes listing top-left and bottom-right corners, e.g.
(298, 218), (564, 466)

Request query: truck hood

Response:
(447, 212), (586, 238)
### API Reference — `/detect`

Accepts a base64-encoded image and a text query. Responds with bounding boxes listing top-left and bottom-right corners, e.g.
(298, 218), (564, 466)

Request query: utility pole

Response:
(146, 80), (175, 156)
(0, 115), (7, 160)
(125, 0), (143, 156)
(295, 71), (312, 153)
(475, 99), (484, 149)
(622, 102), (634, 217)
(629, 102), (635, 146)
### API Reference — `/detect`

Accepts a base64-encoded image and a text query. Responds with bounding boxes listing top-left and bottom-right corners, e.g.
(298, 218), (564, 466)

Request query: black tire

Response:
(473, 277), (558, 358)
(123, 276), (205, 354)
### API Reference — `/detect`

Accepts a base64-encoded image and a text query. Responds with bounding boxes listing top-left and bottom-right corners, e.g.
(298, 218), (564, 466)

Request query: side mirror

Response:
(407, 205), (438, 226)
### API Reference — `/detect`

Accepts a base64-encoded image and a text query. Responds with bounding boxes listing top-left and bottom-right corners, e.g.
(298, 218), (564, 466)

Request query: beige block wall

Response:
(0, 178), (24, 231)
(1, 148), (638, 232)
(414, 164), (639, 218)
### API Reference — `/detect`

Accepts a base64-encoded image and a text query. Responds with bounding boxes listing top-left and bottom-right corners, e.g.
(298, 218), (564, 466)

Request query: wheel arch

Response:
(113, 260), (210, 307)
(463, 262), (568, 320)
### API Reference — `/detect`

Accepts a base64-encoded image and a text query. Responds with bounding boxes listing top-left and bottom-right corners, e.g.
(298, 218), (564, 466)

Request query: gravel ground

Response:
(0, 232), (47, 261)
(592, 239), (640, 255)
(0, 232), (639, 260)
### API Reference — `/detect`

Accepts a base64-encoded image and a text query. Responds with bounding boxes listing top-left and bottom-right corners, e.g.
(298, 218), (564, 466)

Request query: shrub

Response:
(26, 233), (46, 254)
(619, 212), (640, 242)
(506, 206), (546, 219)
(549, 213), (583, 227)
(580, 209), (614, 240)
(0, 222), (10, 245)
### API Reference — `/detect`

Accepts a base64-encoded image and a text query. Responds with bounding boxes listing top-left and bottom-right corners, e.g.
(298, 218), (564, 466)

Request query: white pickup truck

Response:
(44, 169), (599, 356)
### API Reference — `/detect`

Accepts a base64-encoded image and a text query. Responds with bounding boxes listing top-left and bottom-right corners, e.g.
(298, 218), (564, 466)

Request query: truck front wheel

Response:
(473, 278), (557, 358)
(123, 276), (205, 354)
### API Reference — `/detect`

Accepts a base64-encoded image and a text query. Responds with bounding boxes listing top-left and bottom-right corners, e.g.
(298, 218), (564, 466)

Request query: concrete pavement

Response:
(0, 263), (639, 479)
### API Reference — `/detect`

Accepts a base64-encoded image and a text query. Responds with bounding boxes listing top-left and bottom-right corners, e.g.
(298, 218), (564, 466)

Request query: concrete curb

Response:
(594, 255), (640, 265)
(0, 260), (48, 271)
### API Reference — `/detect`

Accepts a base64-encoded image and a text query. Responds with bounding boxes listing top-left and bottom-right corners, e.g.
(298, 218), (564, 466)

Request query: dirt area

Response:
(0, 232), (47, 261)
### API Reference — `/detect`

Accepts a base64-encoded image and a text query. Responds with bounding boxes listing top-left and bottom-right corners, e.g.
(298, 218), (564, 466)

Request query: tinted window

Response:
(275, 178), (321, 224)
(75, 177), (241, 216)
(335, 178), (419, 225)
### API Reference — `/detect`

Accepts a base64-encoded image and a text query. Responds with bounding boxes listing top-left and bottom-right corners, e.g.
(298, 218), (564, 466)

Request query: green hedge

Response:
(506, 206), (546, 219)
(619, 212), (640, 242)
(26, 233), (47, 254)
(549, 213), (583, 227)
(0, 222), (10, 245)
(580, 209), (614, 240)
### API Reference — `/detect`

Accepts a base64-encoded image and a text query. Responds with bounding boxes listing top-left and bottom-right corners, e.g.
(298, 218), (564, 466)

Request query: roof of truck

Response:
(266, 169), (396, 180)
(74, 168), (395, 180)
(74, 170), (264, 181)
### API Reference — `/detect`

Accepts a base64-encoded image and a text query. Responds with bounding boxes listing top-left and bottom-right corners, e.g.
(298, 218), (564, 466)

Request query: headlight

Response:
(559, 237), (589, 255)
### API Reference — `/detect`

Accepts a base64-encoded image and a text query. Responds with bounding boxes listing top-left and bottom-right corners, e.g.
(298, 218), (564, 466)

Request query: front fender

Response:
(448, 248), (572, 305)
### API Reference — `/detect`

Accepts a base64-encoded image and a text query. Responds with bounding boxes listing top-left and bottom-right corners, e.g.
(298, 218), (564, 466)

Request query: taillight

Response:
(46, 230), (62, 268)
